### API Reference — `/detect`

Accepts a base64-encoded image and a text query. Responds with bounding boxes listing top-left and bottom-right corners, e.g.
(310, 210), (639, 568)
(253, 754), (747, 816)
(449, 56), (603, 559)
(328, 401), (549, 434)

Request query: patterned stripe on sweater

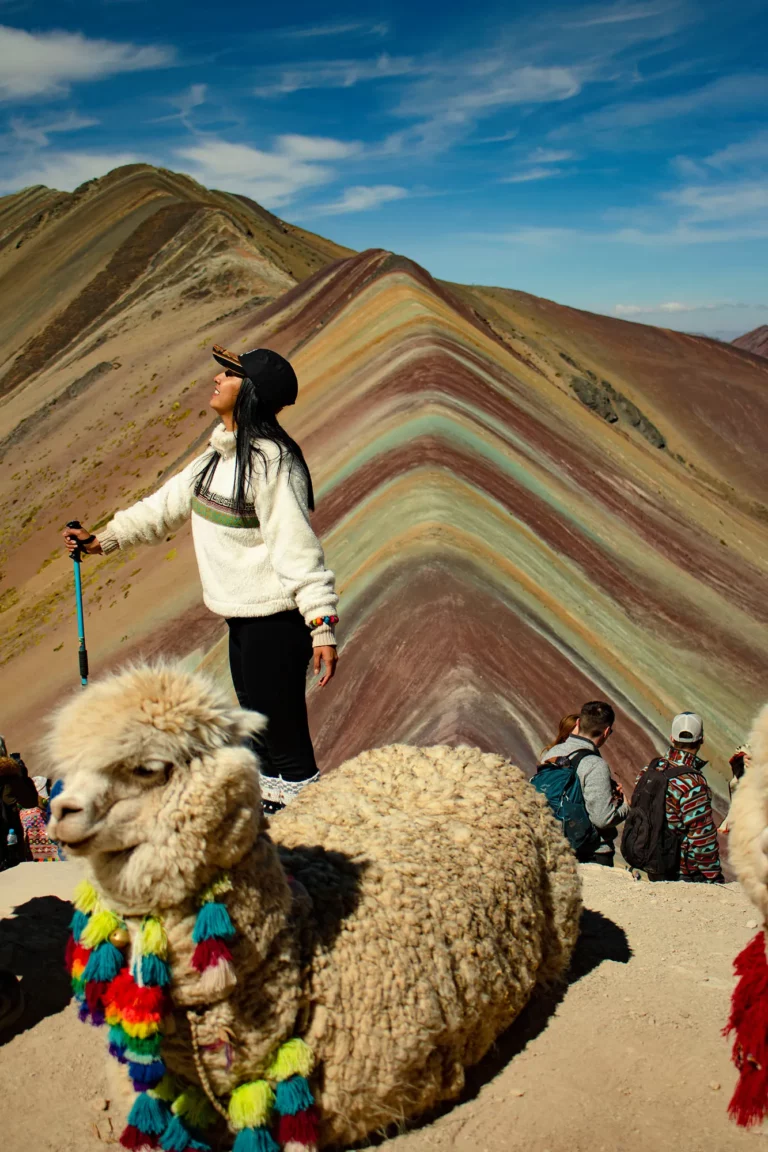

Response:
(666, 772), (723, 883)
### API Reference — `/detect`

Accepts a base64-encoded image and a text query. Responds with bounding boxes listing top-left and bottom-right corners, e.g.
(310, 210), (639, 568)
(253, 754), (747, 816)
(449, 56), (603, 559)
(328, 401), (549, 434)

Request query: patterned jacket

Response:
(644, 748), (723, 883)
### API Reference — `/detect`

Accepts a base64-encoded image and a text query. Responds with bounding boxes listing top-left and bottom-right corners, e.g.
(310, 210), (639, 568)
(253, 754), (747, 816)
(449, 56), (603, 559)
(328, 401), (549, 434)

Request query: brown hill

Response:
(1, 167), (767, 837)
(732, 324), (768, 359)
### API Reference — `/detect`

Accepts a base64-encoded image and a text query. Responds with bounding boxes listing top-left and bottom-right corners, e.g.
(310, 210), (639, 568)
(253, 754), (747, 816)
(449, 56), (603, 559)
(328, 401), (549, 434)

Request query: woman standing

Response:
(64, 345), (338, 814)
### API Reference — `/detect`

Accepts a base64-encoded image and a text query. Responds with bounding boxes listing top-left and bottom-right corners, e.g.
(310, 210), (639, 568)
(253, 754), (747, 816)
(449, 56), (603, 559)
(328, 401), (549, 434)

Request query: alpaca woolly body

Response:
(730, 703), (768, 920)
(47, 664), (581, 1148)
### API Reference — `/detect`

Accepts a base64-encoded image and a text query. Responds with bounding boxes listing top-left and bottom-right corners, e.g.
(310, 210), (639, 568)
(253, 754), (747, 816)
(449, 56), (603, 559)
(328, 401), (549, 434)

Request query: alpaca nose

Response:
(50, 793), (84, 823)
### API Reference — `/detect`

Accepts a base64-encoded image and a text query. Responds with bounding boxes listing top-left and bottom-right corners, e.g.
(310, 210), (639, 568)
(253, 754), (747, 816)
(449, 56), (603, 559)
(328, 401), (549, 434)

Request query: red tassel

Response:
(277, 1106), (320, 1146)
(65, 934), (76, 972)
(191, 937), (233, 972)
(119, 1125), (158, 1149)
(724, 931), (768, 1126)
(105, 969), (168, 1017)
(85, 980), (110, 1012)
(71, 943), (92, 972)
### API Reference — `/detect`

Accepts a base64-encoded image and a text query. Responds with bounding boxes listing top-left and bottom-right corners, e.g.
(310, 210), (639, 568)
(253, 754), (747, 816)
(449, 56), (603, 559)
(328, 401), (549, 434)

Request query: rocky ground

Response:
(0, 862), (762, 1152)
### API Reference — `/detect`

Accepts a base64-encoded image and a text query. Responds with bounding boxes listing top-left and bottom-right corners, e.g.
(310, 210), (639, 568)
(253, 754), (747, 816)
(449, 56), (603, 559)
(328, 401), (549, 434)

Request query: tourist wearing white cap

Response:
(621, 711), (723, 883)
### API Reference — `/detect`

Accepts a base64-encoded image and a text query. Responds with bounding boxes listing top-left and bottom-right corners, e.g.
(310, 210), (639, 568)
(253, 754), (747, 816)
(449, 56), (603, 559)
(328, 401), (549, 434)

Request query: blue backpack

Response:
(532, 748), (602, 860)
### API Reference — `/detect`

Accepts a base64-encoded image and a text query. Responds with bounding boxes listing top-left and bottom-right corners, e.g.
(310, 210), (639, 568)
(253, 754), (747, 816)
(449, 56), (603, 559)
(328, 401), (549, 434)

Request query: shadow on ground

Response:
(351, 906), (631, 1148)
(0, 895), (71, 1045)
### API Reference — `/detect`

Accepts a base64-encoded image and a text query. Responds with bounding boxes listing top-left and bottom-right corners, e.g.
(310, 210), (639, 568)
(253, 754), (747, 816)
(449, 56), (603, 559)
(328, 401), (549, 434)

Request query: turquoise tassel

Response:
(141, 954), (172, 987)
(127, 1092), (171, 1136)
(70, 909), (89, 940)
(232, 1128), (279, 1152)
(160, 1114), (193, 1151)
(275, 1076), (314, 1116)
(83, 942), (125, 983)
(192, 901), (234, 943)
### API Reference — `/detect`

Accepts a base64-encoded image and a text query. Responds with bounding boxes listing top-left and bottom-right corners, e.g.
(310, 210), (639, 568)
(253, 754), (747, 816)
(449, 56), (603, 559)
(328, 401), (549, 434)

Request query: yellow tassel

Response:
(81, 908), (120, 949)
(267, 1038), (314, 1083)
(111, 1016), (161, 1039)
(140, 916), (168, 958)
(173, 1086), (216, 1129)
(73, 880), (99, 914)
(199, 872), (233, 905)
(228, 1081), (274, 1130)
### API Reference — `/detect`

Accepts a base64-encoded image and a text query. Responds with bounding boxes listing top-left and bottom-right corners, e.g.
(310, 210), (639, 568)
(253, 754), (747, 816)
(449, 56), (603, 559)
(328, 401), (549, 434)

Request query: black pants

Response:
(227, 612), (318, 785)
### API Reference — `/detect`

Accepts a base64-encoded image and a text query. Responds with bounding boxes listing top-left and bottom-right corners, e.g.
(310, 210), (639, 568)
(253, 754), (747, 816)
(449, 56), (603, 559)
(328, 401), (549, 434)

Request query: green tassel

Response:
(192, 901), (234, 943)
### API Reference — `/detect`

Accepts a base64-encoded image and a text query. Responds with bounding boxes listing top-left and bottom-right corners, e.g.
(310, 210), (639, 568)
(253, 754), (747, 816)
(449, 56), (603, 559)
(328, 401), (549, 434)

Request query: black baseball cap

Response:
(212, 344), (298, 411)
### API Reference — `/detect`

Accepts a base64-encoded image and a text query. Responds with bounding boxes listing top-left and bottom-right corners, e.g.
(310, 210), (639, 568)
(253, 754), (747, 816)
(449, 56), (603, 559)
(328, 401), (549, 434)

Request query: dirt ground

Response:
(0, 863), (763, 1152)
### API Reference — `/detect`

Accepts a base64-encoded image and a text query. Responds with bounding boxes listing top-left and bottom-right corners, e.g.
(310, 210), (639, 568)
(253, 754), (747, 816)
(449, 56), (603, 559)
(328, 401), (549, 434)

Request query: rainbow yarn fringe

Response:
(228, 1039), (318, 1152)
(67, 877), (318, 1152)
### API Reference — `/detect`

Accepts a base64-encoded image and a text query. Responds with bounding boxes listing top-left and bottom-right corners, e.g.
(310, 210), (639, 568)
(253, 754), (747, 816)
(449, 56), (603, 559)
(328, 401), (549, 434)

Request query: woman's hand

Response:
(62, 525), (103, 556)
(314, 645), (338, 687)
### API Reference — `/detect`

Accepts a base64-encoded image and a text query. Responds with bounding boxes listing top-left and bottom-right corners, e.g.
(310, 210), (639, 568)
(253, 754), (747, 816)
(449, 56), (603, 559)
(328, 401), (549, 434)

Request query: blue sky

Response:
(2, 0), (767, 337)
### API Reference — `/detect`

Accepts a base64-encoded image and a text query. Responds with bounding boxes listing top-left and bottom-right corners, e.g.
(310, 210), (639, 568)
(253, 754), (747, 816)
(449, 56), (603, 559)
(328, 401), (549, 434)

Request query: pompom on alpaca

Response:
(47, 662), (581, 1149)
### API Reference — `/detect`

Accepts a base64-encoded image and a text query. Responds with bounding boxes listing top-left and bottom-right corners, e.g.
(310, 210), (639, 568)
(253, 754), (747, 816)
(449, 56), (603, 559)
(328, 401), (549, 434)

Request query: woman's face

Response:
(210, 369), (243, 416)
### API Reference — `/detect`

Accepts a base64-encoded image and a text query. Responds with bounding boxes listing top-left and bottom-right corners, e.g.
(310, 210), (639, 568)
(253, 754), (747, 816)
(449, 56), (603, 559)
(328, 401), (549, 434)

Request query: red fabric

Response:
(277, 1106), (320, 1146)
(65, 934), (75, 972)
(119, 1125), (158, 1149)
(724, 931), (768, 1126)
(191, 937), (233, 972)
(104, 969), (168, 1018)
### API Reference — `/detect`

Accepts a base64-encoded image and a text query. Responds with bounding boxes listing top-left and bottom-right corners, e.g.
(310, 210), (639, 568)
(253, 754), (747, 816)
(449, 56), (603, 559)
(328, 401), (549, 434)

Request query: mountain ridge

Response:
(1, 166), (767, 836)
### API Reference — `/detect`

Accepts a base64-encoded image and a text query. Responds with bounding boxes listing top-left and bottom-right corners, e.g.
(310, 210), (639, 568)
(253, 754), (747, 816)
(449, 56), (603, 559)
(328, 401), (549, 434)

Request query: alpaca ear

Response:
(228, 706), (268, 743)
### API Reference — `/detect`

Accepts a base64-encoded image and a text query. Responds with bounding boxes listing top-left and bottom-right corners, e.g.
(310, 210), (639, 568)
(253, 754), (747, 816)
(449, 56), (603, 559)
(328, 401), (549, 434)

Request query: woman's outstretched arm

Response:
(63, 457), (201, 556)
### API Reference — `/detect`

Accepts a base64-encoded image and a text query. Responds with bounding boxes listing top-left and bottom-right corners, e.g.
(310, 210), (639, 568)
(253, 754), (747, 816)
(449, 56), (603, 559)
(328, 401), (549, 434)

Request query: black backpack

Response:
(532, 748), (602, 861)
(621, 759), (681, 876)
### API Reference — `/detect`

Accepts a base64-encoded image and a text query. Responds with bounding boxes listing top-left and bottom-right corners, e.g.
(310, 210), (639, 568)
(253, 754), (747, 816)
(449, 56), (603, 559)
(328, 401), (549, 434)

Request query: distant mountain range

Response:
(733, 324), (768, 359)
(1, 164), (767, 822)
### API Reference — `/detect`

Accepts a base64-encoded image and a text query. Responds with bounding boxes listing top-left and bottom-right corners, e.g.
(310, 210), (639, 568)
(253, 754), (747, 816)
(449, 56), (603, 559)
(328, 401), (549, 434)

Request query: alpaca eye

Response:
(132, 762), (172, 781)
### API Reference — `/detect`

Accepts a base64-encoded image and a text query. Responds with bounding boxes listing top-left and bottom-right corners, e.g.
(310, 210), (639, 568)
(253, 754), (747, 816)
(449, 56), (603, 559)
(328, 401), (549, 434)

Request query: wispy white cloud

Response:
(272, 21), (389, 40)
(9, 110), (98, 147)
(312, 184), (409, 215)
(527, 147), (574, 163)
(705, 130), (768, 170)
(565, 0), (673, 28)
(0, 149), (142, 192)
(474, 129), (519, 144)
(662, 181), (768, 222)
(0, 24), (173, 100)
(174, 134), (360, 207)
(551, 74), (768, 140)
(254, 54), (419, 97)
(614, 300), (761, 316)
(501, 166), (565, 183)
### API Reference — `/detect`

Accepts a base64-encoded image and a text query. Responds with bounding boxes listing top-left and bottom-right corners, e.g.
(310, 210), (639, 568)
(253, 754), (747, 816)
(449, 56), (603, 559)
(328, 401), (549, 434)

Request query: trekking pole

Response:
(66, 520), (90, 687)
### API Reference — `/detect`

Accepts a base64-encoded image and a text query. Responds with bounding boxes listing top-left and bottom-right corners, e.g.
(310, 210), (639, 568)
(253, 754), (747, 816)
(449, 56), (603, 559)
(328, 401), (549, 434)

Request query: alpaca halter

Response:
(67, 876), (319, 1152)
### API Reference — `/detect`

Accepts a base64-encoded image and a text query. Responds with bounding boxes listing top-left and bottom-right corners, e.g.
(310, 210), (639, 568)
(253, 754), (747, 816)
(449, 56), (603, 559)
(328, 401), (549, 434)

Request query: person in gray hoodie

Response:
(545, 700), (629, 865)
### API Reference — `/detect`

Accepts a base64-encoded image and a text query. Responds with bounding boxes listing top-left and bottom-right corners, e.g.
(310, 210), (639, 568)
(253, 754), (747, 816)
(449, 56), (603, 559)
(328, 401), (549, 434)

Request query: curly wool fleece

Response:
(46, 665), (581, 1148)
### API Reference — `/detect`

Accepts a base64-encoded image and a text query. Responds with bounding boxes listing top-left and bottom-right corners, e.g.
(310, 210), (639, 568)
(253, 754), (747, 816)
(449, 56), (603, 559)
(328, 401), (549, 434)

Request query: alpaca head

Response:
(46, 663), (265, 914)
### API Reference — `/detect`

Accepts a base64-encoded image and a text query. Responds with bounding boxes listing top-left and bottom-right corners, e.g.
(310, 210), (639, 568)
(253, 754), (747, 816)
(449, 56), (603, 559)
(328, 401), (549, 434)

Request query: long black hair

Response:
(195, 376), (314, 514)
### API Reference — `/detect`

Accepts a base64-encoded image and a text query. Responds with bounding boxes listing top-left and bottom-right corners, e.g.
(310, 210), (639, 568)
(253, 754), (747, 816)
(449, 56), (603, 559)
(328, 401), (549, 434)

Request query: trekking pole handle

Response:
(66, 519), (84, 563)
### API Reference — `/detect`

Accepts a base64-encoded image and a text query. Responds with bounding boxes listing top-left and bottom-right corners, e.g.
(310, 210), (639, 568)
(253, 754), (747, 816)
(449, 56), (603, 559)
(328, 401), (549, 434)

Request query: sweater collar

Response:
(210, 423), (236, 459)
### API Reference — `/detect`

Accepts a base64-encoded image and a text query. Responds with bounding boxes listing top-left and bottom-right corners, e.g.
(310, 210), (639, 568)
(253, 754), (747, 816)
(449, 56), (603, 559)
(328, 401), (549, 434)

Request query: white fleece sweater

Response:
(100, 424), (338, 647)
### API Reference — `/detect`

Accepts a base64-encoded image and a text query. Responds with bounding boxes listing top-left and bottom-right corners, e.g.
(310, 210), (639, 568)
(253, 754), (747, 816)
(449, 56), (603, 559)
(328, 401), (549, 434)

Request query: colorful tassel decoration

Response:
(228, 1081), (275, 1130)
(81, 907), (121, 950)
(275, 1077), (314, 1116)
(232, 1129), (279, 1152)
(129, 1059), (167, 1089)
(276, 1107), (320, 1148)
(141, 954), (171, 987)
(268, 1039), (314, 1083)
(119, 1125), (159, 1149)
(127, 1092), (172, 1136)
(724, 930), (768, 1126)
(84, 941), (126, 983)
(192, 901), (235, 943)
(73, 879), (100, 914)
(191, 937), (233, 972)
(140, 916), (168, 957)
(70, 908), (89, 940)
